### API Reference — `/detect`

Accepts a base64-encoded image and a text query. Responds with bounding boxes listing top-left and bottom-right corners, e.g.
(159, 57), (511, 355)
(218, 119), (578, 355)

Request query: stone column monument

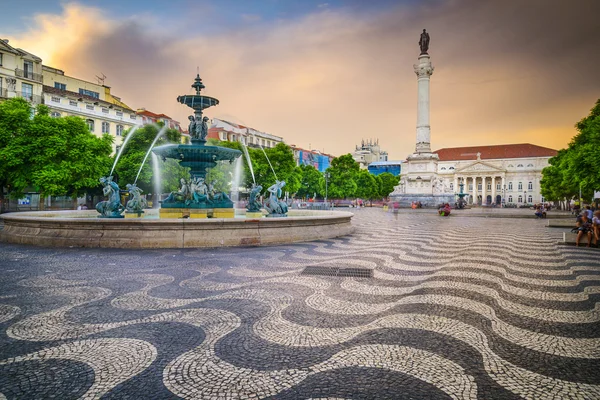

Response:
(390, 29), (455, 208)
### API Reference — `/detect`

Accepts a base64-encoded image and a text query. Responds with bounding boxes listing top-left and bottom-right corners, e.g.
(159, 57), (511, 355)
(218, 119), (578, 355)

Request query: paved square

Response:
(0, 209), (598, 399)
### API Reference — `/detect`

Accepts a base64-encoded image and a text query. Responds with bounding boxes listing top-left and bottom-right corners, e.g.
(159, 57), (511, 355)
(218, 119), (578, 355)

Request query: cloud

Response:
(6, 1), (600, 159)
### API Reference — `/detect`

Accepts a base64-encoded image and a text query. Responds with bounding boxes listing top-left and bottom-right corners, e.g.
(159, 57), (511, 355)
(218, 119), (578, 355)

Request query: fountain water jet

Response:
(240, 143), (255, 184)
(151, 152), (162, 208)
(135, 125), (167, 184)
(110, 125), (139, 177)
(231, 156), (243, 202)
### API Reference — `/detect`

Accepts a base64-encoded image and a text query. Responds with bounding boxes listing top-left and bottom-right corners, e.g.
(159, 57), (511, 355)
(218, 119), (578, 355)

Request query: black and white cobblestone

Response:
(0, 209), (598, 399)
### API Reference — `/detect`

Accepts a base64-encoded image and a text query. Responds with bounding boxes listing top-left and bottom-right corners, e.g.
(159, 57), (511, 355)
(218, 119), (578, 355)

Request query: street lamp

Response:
(524, 191), (527, 206)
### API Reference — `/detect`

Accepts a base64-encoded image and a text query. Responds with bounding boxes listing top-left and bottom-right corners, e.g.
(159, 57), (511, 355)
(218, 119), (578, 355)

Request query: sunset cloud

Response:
(5, 1), (600, 159)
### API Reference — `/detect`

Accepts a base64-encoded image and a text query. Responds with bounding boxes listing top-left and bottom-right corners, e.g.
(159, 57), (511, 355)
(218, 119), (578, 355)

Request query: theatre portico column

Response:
(472, 177), (477, 205)
(491, 177), (497, 204)
(482, 177), (487, 205)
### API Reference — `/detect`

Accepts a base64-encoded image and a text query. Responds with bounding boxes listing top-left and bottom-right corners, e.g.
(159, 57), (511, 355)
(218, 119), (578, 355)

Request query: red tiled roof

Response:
(434, 143), (557, 161)
(136, 110), (173, 120)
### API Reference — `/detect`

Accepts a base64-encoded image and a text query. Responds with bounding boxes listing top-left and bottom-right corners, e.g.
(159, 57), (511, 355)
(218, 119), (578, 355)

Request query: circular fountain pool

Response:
(0, 209), (354, 248)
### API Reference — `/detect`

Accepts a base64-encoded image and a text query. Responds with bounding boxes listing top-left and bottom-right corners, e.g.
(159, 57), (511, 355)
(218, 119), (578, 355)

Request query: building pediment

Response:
(456, 161), (505, 174)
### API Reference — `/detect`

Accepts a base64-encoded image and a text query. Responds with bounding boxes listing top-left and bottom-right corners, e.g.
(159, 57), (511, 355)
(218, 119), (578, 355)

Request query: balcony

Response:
(0, 89), (41, 104)
(15, 68), (43, 83)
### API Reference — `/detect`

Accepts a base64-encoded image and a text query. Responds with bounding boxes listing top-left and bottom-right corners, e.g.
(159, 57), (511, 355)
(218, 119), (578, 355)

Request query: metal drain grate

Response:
(301, 266), (373, 278)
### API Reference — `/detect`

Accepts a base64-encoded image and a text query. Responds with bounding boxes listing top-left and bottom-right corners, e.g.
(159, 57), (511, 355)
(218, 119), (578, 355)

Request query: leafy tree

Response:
(354, 169), (379, 200)
(113, 124), (188, 194)
(297, 165), (323, 199)
(326, 154), (359, 199)
(377, 172), (400, 198)
(541, 99), (600, 203)
(0, 98), (113, 202)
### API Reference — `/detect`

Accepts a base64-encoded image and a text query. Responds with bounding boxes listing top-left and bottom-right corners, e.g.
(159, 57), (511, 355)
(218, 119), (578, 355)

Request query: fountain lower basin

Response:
(0, 209), (354, 248)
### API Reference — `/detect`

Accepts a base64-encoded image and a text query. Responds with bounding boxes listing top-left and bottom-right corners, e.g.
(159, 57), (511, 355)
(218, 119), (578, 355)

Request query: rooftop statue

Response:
(96, 176), (125, 218)
(419, 29), (430, 55)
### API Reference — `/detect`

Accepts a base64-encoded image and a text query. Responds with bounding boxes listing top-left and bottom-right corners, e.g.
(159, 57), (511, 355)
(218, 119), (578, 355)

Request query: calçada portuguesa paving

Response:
(0, 208), (598, 399)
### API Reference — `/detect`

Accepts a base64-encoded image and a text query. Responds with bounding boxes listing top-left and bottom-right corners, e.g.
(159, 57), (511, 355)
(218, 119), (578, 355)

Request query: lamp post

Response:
(524, 191), (527, 206)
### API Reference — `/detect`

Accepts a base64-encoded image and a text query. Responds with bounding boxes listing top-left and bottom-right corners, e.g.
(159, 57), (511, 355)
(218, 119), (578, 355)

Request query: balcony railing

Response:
(15, 68), (43, 83)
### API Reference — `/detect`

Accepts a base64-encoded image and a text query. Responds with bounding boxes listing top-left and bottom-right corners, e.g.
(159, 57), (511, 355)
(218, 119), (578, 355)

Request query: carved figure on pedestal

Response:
(188, 116), (197, 139)
(200, 116), (209, 141)
(96, 176), (125, 218)
(247, 184), (263, 213)
(419, 29), (430, 54)
(163, 178), (192, 204)
(191, 177), (212, 205)
(264, 180), (288, 216)
(125, 183), (147, 213)
(207, 180), (230, 203)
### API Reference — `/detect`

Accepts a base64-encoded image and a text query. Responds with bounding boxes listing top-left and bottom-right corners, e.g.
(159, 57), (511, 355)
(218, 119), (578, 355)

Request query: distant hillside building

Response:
(0, 39), (43, 105)
(41, 65), (140, 153)
(367, 161), (403, 176)
(207, 118), (283, 148)
(352, 139), (389, 169)
(290, 146), (334, 173)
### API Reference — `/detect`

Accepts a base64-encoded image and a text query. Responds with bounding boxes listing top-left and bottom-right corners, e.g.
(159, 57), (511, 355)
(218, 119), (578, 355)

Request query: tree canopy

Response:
(541, 99), (600, 202)
(296, 164), (323, 199)
(0, 98), (113, 199)
(326, 154), (360, 199)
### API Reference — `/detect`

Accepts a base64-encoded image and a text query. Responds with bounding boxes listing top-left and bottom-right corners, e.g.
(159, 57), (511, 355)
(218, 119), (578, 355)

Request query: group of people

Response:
(438, 203), (452, 216)
(534, 204), (547, 218)
(575, 205), (600, 247)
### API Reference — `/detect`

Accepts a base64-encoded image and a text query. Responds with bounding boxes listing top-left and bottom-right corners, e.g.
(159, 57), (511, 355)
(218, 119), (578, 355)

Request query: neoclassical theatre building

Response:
(433, 143), (557, 206)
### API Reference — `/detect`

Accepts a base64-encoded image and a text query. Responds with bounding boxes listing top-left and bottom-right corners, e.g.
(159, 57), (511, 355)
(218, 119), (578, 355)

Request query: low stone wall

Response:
(0, 209), (355, 249)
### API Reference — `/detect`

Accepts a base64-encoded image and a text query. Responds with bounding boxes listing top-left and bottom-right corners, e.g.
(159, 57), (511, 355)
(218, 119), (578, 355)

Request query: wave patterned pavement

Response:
(0, 208), (599, 399)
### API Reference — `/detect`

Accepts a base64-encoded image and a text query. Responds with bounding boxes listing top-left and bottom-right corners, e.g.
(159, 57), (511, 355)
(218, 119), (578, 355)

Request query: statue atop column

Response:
(419, 29), (430, 55)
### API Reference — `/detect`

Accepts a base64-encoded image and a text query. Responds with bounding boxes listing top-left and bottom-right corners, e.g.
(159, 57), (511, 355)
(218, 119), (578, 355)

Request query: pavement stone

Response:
(0, 208), (599, 399)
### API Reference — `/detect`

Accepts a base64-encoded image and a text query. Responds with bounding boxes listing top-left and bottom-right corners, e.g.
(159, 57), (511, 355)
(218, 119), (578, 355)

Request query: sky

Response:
(2, 0), (599, 159)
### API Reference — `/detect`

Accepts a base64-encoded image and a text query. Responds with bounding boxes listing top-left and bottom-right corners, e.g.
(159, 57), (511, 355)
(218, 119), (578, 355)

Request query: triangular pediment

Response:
(456, 161), (505, 173)
(0, 40), (19, 55)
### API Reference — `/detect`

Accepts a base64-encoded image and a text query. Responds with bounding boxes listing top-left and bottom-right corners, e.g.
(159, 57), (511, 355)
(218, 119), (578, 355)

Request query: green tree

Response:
(297, 165), (324, 199)
(247, 143), (301, 196)
(354, 169), (379, 200)
(326, 154), (359, 199)
(377, 172), (400, 198)
(540, 99), (600, 203)
(113, 124), (188, 194)
(0, 98), (113, 201)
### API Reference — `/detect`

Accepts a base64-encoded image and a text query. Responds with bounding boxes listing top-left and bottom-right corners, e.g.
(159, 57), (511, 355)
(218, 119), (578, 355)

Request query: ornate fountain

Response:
(151, 74), (242, 218)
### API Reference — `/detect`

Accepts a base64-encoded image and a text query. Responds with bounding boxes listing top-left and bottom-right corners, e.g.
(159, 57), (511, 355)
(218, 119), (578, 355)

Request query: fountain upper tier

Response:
(152, 143), (241, 179)
(177, 73), (219, 114)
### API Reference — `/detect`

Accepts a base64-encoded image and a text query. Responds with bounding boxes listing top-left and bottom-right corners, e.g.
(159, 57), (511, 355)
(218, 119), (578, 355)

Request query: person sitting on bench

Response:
(576, 214), (593, 247)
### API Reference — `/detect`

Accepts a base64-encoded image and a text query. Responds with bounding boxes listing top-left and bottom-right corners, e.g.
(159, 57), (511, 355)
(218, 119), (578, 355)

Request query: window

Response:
(86, 119), (95, 132)
(441, 167), (446, 170)
(508, 182), (513, 191)
(23, 60), (34, 79)
(51, 96), (60, 103)
(477, 183), (482, 190)
(129, 114), (136, 120)
(541, 196), (545, 203)
(21, 83), (33, 100)
(449, 167), (455, 170)
(102, 107), (109, 113)
(487, 183), (492, 190)
(86, 104), (94, 110)
(450, 183), (454, 190)
(527, 182), (533, 190)
(101, 121), (110, 134)
(54, 82), (66, 90)
(116, 111), (123, 117)
(518, 195), (523, 203)
(528, 195), (533, 203)
(50, 112), (61, 118)
(517, 164), (523, 168)
(262, 139), (265, 146)
(69, 100), (78, 106)
(116, 125), (123, 136)
(0, 53), (3, 66)
(507, 164), (514, 168)
(468, 184), (473, 191)
(518, 182), (523, 190)
(508, 195), (513, 203)
(78, 88), (99, 99)
(231, 134), (236, 142)
(496, 183), (501, 190)
(527, 163), (534, 167)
